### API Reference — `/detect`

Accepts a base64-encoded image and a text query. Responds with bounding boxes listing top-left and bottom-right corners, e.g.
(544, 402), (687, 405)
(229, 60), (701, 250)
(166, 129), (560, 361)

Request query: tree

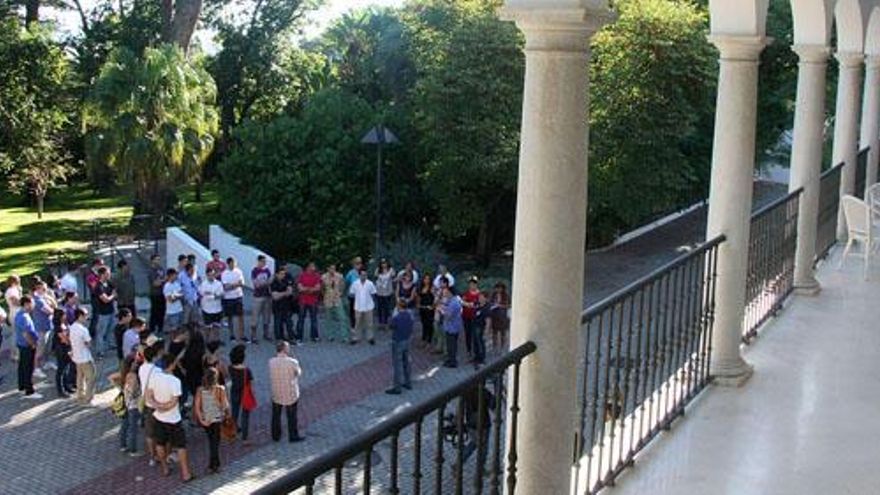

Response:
(83, 45), (219, 215)
(4, 137), (72, 218)
(161, 0), (203, 52)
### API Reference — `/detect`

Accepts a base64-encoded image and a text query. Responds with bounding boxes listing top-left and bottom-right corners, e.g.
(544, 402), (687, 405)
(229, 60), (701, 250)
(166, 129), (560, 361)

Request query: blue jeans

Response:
(377, 295), (394, 326)
(297, 304), (319, 340)
(473, 323), (486, 364)
(95, 313), (115, 355)
(120, 408), (140, 452)
(231, 392), (251, 440)
(391, 338), (411, 388)
(444, 332), (459, 366)
(273, 310), (292, 341)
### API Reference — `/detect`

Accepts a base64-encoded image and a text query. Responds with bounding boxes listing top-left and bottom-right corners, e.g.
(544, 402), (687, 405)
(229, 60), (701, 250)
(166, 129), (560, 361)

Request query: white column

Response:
(499, 5), (611, 495)
(833, 53), (863, 240)
(860, 55), (880, 192)
(789, 45), (829, 294)
(705, 35), (768, 385)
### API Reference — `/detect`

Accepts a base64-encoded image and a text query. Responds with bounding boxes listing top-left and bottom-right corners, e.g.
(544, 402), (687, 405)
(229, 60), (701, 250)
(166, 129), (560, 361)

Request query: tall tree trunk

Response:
(160, 0), (173, 43)
(171, 0), (203, 53)
(475, 214), (493, 268)
(24, 0), (39, 29)
(195, 176), (203, 203)
(36, 193), (44, 219)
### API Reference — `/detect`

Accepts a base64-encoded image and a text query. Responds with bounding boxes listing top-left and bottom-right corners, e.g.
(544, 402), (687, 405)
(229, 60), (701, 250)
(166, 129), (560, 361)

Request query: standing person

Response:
(374, 260), (396, 330)
(180, 263), (200, 327)
(85, 259), (104, 340)
(385, 300), (413, 395)
(440, 286), (463, 368)
(122, 317), (144, 360)
(163, 269), (184, 334)
(221, 258), (245, 343)
(228, 344), (254, 444)
(139, 339), (163, 466)
(296, 263), (321, 343)
(251, 255), (273, 342)
(119, 356), (142, 456)
(113, 260), (137, 316)
(395, 261), (420, 290)
(320, 264), (348, 343)
(5, 275), (22, 363)
(344, 257), (363, 330)
(148, 254), (167, 335)
(30, 279), (55, 374)
(52, 309), (75, 397)
(113, 308), (133, 366)
(62, 291), (79, 325)
(432, 277), (451, 354)
(199, 269), (225, 344)
(60, 263), (79, 297)
(348, 269), (377, 345)
(146, 352), (195, 482)
(433, 265), (456, 290)
(396, 272), (417, 313)
(417, 274), (435, 347)
(490, 282), (510, 353)
(270, 267), (294, 343)
(194, 367), (230, 474)
(472, 292), (491, 368)
(461, 276), (482, 358)
(269, 340), (305, 442)
(15, 296), (40, 398)
(206, 249), (227, 276)
(69, 308), (97, 404)
(92, 267), (117, 356)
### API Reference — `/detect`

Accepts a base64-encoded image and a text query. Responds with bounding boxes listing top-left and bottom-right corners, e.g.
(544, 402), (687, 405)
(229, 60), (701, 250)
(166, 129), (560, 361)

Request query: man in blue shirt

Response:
(386, 300), (414, 395)
(441, 286), (464, 368)
(15, 295), (41, 398)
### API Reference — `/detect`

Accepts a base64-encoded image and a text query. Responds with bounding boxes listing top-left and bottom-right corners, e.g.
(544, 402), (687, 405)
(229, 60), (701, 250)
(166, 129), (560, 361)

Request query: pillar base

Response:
(711, 358), (753, 387)
(794, 276), (822, 296)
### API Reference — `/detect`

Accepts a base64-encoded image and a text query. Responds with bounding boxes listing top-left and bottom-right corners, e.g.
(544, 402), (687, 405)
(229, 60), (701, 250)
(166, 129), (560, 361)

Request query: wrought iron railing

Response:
(855, 147), (869, 199)
(253, 342), (537, 495)
(741, 188), (801, 342)
(573, 235), (724, 494)
(815, 162), (843, 263)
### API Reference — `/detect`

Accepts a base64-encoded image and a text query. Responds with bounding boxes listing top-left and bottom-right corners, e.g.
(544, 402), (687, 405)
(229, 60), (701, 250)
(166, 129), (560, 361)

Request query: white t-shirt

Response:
(60, 273), (78, 295)
(349, 279), (377, 312)
(69, 322), (93, 364)
(199, 279), (224, 314)
(4, 285), (21, 325)
(433, 273), (455, 290)
(163, 280), (183, 315)
(221, 268), (245, 299)
(149, 371), (183, 424)
(139, 362), (157, 397)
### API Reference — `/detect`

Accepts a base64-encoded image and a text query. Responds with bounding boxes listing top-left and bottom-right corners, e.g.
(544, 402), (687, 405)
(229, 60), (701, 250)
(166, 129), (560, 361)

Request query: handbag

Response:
(241, 369), (257, 412)
(221, 415), (237, 442)
(111, 389), (127, 418)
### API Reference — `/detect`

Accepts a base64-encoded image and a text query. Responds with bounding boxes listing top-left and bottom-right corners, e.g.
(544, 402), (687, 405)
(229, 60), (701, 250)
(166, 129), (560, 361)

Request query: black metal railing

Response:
(855, 147), (869, 199)
(815, 162), (843, 263)
(573, 235), (724, 495)
(741, 188), (801, 342)
(253, 342), (537, 495)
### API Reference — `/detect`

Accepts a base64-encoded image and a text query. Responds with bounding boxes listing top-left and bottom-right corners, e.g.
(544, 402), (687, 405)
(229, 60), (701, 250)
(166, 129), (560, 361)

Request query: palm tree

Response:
(84, 45), (219, 215)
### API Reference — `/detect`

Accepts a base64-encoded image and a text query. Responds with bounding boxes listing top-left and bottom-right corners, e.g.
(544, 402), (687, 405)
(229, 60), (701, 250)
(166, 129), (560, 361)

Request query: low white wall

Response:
(166, 227), (212, 271)
(209, 225), (275, 289)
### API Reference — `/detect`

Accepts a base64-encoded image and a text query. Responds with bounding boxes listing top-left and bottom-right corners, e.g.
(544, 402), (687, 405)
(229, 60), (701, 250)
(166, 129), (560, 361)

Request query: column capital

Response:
(865, 54), (880, 70)
(708, 34), (771, 62)
(792, 44), (830, 64)
(499, 5), (616, 52)
(835, 51), (864, 68)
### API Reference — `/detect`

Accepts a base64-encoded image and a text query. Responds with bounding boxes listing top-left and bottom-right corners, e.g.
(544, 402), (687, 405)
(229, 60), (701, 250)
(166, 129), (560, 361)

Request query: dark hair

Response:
(97, 267), (108, 276)
(229, 344), (247, 365)
(203, 367), (219, 388)
(187, 254), (196, 261)
(131, 317), (145, 328)
(20, 295), (33, 306)
(211, 249), (220, 256)
(257, 254), (266, 262)
(185, 263), (194, 272)
(276, 340), (289, 353)
(63, 291), (76, 304)
(117, 259), (128, 268)
(226, 257), (235, 265)
(275, 266), (287, 274)
(178, 254), (187, 262)
(52, 309), (66, 328)
(166, 268), (177, 276)
(75, 307), (89, 320)
(117, 308), (132, 320)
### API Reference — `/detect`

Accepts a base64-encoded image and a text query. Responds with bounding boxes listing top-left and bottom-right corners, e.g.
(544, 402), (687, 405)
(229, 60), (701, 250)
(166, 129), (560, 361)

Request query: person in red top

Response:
(296, 263), (322, 343)
(206, 249), (227, 276)
(461, 276), (481, 359)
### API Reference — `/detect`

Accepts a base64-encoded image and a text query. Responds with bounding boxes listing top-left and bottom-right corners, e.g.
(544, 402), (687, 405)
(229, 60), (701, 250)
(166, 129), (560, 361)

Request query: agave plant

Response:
(378, 228), (448, 275)
(84, 45), (219, 214)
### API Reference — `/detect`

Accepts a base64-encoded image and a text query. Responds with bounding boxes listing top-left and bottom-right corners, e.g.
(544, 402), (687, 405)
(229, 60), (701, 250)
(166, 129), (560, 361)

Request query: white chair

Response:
(840, 195), (877, 280)
(867, 183), (880, 225)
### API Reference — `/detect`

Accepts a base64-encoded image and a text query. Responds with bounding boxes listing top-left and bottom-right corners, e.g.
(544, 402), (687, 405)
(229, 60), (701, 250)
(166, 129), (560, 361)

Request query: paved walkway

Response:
(608, 247), (880, 495)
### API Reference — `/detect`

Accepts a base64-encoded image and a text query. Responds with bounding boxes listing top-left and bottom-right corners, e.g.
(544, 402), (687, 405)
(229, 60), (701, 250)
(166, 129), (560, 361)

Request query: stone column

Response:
(789, 45), (829, 294)
(860, 55), (880, 192)
(705, 35), (768, 385)
(833, 53), (863, 240)
(499, 5), (611, 495)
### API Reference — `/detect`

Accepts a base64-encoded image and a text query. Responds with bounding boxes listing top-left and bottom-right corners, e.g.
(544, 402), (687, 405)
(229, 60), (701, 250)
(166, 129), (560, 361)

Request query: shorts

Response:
(164, 312), (183, 330)
(153, 420), (187, 449)
(203, 311), (223, 325)
(144, 408), (157, 439)
(222, 298), (243, 317)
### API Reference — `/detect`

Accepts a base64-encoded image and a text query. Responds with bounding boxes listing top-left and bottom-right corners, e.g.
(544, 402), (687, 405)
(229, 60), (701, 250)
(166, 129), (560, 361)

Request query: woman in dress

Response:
(417, 274), (435, 347)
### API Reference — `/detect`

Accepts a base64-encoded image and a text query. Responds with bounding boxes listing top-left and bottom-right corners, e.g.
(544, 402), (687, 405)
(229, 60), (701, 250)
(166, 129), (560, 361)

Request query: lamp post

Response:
(361, 125), (399, 259)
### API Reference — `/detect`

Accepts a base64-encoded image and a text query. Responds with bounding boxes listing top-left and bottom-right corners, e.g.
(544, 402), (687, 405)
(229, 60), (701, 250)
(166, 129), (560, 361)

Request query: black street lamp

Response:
(361, 125), (399, 259)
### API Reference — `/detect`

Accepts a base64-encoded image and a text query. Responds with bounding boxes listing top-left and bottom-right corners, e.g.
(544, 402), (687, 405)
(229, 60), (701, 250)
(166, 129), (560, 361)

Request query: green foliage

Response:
(217, 88), (378, 263)
(379, 228), (448, 275)
(756, 0), (798, 164)
(588, 0), (716, 245)
(83, 45), (219, 214)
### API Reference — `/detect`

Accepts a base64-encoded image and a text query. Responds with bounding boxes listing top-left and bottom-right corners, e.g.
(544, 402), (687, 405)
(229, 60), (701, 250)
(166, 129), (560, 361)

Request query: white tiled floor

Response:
(607, 248), (880, 495)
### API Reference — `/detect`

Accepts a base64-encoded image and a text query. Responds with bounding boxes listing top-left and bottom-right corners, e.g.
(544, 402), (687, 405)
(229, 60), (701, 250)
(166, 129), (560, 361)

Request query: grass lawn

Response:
(0, 185), (132, 279)
(175, 182), (223, 245)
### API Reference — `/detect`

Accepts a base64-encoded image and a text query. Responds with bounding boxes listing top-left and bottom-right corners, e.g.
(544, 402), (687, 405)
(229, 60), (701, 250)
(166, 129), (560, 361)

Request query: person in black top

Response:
(114, 308), (133, 365)
(52, 309), (75, 397)
(418, 274), (435, 346)
(147, 254), (167, 335)
(270, 267), (294, 342)
(472, 292), (491, 368)
(228, 344), (254, 443)
(182, 326), (207, 402)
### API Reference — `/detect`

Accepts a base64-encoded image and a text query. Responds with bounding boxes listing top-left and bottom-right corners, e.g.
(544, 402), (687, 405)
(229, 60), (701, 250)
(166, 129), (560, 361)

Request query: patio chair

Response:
(840, 195), (876, 280)
(867, 183), (880, 225)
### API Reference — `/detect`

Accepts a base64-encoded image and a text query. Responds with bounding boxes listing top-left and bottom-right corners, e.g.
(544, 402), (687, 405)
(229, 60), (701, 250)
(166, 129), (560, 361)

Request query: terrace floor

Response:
(607, 246), (880, 495)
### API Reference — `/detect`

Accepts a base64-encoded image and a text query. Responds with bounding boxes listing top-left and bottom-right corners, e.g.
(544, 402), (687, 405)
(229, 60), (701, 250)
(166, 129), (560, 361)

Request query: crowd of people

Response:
(0, 250), (511, 480)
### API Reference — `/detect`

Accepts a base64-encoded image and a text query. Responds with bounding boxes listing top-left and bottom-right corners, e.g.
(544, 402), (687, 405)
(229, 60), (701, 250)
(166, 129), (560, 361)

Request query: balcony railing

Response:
(815, 162), (843, 262)
(855, 147), (869, 199)
(253, 342), (537, 495)
(573, 235), (724, 495)
(741, 188), (801, 342)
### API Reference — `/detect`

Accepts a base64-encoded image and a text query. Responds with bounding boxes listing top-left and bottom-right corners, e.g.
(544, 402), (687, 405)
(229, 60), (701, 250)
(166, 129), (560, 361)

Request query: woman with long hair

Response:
(194, 367), (230, 474)
(228, 344), (254, 444)
(51, 309), (75, 397)
(417, 274), (435, 347)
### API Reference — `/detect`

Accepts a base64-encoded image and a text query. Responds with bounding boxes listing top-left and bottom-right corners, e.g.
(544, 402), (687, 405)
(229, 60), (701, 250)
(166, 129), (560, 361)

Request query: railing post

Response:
(832, 52), (863, 241)
(789, 44), (829, 295)
(860, 55), (880, 193)
(704, 34), (768, 385)
(499, 3), (613, 494)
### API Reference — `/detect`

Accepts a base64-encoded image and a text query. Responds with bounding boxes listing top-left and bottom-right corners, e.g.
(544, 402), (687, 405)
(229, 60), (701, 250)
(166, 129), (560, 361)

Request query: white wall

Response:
(209, 225), (275, 289)
(166, 227), (212, 271)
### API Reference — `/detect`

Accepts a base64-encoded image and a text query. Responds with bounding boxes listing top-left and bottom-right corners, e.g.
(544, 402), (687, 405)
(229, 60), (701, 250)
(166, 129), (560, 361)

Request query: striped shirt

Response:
(269, 355), (302, 406)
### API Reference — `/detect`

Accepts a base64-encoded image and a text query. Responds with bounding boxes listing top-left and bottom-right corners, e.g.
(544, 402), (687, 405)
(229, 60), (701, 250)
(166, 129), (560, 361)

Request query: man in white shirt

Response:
(69, 308), (96, 405)
(221, 257), (245, 342)
(433, 265), (455, 290)
(199, 268), (225, 343)
(163, 268), (184, 333)
(60, 264), (79, 296)
(146, 351), (193, 481)
(138, 337), (162, 466)
(349, 269), (377, 345)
